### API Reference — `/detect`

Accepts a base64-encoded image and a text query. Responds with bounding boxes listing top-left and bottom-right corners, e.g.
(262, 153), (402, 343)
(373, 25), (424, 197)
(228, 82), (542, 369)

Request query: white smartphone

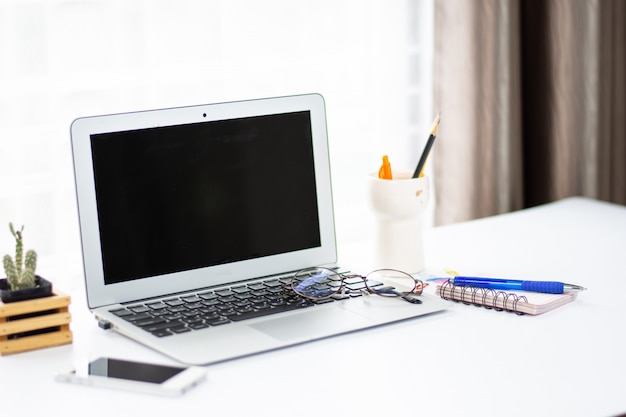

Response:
(55, 357), (206, 396)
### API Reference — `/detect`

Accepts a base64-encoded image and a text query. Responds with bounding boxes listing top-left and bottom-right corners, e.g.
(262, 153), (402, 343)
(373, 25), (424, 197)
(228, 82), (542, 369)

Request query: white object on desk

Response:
(368, 172), (429, 273)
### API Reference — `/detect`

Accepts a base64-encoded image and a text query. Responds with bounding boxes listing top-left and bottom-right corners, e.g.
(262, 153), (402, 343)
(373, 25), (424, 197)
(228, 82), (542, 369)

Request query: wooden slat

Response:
(0, 291), (70, 317)
(0, 330), (73, 355)
(0, 311), (71, 336)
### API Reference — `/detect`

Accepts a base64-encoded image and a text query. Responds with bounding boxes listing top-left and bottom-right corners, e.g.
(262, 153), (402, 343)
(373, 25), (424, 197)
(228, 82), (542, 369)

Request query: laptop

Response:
(70, 93), (449, 365)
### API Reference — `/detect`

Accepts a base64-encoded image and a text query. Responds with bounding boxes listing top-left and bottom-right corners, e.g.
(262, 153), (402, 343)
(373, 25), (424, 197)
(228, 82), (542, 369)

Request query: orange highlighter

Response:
(378, 155), (393, 180)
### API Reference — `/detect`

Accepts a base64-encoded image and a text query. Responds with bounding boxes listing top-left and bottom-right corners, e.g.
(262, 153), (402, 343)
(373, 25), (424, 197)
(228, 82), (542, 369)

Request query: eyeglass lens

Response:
(365, 270), (420, 297)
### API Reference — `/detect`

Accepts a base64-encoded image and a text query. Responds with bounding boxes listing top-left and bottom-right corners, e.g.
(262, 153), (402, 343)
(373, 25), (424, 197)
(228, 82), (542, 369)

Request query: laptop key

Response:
(234, 293), (254, 300)
(146, 302), (168, 310)
(198, 292), (218, 300)
(170, 326), (192, 334)
(247, 283), (266, 291)
(182, 316), (203, 325)
(206, 317), (230, 326)
(220, 309), (240, 317)
(269, 298), (287, 307)
(236, 305), (254, 313)
(136, 317), (167, 328)
(150, 309), (170, 316)
(152, 320), (185, 332)
(128, 305), (151, 313)
(109, 308), (133, 317)
(124, 312), (153, 322)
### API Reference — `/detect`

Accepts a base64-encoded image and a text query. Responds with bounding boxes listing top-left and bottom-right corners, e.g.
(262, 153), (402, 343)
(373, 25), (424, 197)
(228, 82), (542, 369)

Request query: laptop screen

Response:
(72, 94), (336, 309)
(91, 111), (321, 285)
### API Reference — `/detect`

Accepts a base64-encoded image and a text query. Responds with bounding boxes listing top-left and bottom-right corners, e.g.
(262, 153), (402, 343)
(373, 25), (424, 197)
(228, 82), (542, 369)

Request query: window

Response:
(0, 0), (433, 289)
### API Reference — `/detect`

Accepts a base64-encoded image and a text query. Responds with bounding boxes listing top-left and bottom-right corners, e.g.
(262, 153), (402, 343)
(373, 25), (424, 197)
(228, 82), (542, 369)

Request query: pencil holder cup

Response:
(368, 172), (429, 273)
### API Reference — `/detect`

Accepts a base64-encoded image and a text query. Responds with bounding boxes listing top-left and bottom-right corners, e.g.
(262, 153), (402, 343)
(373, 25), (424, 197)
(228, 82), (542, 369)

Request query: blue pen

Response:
(442, 276), (587, 294)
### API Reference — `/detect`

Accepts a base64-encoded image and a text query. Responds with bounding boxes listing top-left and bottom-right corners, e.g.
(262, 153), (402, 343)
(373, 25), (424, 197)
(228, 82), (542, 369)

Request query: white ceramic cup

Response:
(368, 172), (429, 273)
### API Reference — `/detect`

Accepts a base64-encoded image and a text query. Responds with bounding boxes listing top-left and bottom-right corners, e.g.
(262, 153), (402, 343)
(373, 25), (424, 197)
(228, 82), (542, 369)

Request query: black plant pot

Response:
(0, 275), (53, 303)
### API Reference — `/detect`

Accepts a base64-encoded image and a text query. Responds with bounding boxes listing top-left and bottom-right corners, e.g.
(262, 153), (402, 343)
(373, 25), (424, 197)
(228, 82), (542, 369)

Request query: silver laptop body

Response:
(71, 93), (448, 365)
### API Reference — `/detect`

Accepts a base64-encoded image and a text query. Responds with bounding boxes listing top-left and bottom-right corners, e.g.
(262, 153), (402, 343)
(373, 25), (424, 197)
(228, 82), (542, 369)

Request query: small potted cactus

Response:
(0, 222), (52, 303)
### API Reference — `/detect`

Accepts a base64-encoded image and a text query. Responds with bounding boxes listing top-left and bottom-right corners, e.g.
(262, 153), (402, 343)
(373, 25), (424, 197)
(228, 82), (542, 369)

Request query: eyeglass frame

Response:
(288, 267), (425, 304)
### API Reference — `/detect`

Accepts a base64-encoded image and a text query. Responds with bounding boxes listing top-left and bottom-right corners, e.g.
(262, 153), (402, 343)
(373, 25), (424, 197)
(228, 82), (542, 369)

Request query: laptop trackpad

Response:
(249, 307), (373, 341)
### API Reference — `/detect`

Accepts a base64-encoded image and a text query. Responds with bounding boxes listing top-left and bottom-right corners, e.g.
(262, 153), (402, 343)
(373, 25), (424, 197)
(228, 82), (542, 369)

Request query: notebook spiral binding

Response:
(439, 279), (529, 315)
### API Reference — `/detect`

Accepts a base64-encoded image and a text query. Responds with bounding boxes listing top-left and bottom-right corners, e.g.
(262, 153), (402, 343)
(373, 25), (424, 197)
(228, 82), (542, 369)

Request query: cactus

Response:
(3, 223), (38, 290)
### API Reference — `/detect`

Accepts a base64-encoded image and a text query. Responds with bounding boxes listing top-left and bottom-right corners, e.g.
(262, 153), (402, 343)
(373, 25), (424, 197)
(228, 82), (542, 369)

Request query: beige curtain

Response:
(433, 0), (626, 225)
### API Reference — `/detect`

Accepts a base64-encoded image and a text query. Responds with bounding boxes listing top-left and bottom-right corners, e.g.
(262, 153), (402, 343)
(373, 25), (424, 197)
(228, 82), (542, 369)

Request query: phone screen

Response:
(88, 357), (186, 384)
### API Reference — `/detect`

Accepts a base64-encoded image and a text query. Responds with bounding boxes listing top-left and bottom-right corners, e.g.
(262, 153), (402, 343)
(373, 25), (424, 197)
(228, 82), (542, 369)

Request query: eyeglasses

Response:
(289, 267), (425, 304)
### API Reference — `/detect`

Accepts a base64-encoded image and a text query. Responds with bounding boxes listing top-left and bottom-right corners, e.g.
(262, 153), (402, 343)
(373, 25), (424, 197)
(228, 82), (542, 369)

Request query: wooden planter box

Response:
(0, 291), (72, 355)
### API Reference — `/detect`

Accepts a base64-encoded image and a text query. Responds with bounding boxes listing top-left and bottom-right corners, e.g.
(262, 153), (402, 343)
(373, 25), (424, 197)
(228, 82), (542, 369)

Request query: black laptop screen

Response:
(90, 111), (321, 285)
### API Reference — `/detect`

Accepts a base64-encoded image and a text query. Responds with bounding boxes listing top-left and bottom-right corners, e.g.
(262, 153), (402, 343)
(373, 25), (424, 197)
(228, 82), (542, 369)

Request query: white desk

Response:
(2, 197), (625, 417)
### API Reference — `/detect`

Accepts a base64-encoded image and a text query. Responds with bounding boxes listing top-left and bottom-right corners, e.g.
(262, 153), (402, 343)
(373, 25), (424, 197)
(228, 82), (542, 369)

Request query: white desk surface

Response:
(2, 197), (625, 417)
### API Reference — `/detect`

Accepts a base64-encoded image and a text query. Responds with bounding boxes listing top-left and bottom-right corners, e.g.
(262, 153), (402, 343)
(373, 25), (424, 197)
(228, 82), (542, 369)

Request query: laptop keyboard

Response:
(107, 273), (362, 338)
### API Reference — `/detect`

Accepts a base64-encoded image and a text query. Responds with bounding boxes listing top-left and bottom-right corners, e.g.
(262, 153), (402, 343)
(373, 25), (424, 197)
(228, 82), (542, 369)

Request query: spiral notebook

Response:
(436, 280), (577, 315)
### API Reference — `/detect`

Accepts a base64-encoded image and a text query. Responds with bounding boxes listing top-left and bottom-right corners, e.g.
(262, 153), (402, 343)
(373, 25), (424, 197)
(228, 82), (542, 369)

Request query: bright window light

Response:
(0, 0), (433, 289)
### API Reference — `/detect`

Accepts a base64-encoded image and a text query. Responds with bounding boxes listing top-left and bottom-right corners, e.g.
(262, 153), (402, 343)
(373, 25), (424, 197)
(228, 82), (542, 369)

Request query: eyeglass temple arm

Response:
(370, 286), (423, 304)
